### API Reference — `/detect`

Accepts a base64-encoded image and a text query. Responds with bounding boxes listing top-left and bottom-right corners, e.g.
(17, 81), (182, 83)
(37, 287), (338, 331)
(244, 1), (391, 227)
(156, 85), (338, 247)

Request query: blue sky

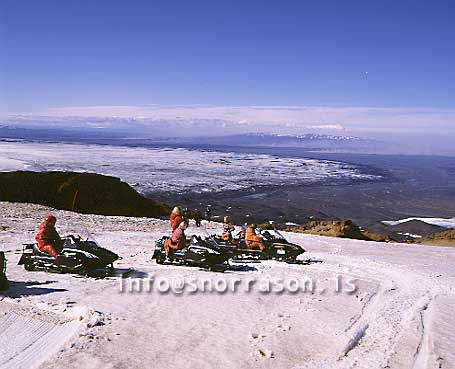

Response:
(1, 0), (454, 113)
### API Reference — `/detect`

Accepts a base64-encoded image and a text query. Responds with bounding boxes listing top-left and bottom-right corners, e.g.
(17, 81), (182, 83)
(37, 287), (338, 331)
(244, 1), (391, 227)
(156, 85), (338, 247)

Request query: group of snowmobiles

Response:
(152, 227), (306, 271)
(16, 227), (305, 276)
(3, 219), (306, 282)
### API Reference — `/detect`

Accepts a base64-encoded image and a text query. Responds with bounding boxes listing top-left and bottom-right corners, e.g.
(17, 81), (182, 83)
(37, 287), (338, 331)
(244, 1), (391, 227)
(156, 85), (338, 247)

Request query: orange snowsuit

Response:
(35, 222), (62, 258)
(170, 213), (184, 231)
(245, 227), (265, 251)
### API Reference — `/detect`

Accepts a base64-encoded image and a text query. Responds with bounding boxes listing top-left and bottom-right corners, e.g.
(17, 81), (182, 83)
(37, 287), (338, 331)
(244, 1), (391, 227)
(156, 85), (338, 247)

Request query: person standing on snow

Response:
(35, 215), (63, 258)
(245, 224), (266, 251)
(194, 208), (202, 227)
(205, 206), (212, 222)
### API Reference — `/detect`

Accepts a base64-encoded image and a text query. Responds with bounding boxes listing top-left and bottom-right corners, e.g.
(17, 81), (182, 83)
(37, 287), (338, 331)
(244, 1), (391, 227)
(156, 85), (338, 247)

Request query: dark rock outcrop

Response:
(418, 229), (455, 246)
(0, 171), (170, 218)
(285, 219), (394, 242)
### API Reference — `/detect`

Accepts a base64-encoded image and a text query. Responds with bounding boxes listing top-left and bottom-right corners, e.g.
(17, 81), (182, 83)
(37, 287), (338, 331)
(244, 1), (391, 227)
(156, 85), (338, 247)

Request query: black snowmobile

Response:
(153, 235), (233, 271)
(214, 229), (305, 263)
(18, 235), (119, 276)
(0, 251), (8, 291)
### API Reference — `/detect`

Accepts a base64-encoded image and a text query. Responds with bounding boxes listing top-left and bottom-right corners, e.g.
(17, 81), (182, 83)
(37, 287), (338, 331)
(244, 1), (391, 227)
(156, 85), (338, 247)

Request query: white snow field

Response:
(1, 202), (454, 369)
(0, 140), (380, 194)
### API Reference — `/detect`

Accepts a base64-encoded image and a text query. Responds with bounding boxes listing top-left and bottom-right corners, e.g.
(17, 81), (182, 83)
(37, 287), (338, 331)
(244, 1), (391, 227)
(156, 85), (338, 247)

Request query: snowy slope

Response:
(1, 202), (454, 369)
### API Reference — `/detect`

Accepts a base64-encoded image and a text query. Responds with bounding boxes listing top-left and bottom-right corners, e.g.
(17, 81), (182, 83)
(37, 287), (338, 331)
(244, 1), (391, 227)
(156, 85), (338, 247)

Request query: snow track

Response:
(285, 236), (455, 369)
(0, 302), (84, 369)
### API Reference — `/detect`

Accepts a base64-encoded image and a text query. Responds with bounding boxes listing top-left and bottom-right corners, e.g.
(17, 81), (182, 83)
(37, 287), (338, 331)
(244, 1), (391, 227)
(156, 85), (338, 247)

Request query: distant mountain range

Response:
(183, 132), (367, 145)
(0, 124), (389, 153)
(122, 132), (387, 152)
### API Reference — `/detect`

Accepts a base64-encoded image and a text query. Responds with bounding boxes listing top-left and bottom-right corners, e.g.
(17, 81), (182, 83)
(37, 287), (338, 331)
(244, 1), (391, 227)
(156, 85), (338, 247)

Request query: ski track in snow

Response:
(0, 302), (91, 369)
(1, 203), (455, 369)
(282, 233), (455, 369)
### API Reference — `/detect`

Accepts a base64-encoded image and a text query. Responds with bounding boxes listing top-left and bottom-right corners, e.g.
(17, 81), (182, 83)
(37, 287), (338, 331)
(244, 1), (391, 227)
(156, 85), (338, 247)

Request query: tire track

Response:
(0, 302), (86, 369)
(288, 253), (450, 369)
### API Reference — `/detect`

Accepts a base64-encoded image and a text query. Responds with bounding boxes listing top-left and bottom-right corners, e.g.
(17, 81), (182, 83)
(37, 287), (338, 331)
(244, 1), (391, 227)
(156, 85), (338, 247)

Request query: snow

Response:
(397, 232), (423, 238)
(0, 141), (381, 195)
(0, 156), (27, 171)
(382, 217), (455, 229)
(0, 301), (100, 369)
(1, 202), (455, 369)
(284, 222), (299, 226)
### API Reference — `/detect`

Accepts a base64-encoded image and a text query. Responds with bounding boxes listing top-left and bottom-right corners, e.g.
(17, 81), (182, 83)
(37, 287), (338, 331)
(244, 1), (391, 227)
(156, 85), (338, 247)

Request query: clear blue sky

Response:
(1, 0), (454, 113)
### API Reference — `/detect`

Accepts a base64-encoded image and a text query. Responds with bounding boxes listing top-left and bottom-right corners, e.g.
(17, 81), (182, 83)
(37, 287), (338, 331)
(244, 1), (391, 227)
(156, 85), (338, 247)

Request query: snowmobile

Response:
(213, 229), (305, 263)
(153, 235), (233, 271)
(0, 251), (8, 291)
(18, 235), (119, 276)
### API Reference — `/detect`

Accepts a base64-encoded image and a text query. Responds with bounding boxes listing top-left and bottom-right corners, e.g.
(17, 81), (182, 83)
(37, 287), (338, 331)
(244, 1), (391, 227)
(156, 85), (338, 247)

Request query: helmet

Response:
(172, 206), (182, 215)
(45, 215), (57, 224)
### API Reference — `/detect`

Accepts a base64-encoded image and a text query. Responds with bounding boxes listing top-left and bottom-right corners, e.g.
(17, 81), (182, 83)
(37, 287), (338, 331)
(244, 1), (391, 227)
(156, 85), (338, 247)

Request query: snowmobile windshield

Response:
(200, 229), (221, 248)
(261, 229), (287, 242)
(273, 230), (287, 241)
(60, 222), (99, 245)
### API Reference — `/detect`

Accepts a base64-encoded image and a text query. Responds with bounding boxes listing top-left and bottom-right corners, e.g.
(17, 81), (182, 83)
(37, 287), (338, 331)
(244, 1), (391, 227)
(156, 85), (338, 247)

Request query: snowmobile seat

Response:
(21, 243), (56, 258)
(173, 249), (187, 257)
(33, 245), (56, 258)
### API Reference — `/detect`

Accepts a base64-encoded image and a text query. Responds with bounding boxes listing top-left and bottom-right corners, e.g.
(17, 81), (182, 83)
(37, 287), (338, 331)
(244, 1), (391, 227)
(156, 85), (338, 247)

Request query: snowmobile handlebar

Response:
(64, 234), (82, 243)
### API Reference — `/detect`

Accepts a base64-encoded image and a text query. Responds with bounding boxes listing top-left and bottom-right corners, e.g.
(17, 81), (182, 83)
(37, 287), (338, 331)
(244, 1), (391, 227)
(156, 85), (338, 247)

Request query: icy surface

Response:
(1, 202), (455, 369)
(0, 141), (380, 194)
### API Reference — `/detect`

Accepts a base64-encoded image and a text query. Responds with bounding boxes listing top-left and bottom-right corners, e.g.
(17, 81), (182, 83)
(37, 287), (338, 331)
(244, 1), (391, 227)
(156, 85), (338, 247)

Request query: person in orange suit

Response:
(245, 224), (266, 251)
(170, 206), (183, 231)
(164, 220), (189, 258)
(35, 215), (63, 258)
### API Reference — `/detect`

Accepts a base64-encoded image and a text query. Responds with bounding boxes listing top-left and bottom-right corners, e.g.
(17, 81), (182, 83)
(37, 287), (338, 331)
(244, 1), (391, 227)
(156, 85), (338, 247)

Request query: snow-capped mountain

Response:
(177, 132), (384, 152)
(0, 123), (388, 153)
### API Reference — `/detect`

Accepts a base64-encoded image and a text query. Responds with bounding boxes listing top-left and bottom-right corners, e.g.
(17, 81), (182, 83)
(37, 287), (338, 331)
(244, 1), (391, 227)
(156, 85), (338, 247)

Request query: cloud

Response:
(2, 104), (455, 155)
(2, 104), (455, 136)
